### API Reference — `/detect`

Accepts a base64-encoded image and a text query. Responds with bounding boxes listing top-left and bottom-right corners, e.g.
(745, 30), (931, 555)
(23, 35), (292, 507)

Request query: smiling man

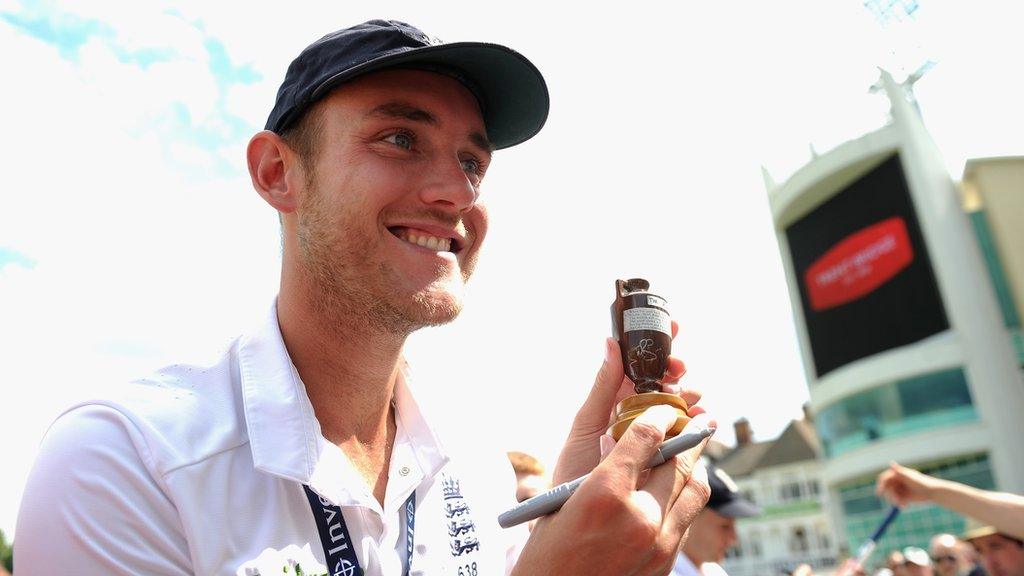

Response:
(16, 20), (713, 575)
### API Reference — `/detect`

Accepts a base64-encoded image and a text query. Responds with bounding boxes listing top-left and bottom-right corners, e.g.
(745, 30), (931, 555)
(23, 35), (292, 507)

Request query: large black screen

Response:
(785, 154), (949, 377)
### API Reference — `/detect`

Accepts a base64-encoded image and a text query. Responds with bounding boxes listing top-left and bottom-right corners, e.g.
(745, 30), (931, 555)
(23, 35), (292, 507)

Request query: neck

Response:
(277, 273), (411, 505)
(683, 550), (708, 570)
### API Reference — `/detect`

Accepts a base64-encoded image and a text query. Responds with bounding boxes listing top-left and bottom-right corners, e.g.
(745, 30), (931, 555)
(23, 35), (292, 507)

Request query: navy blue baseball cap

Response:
(265, 19), (549, 150)
(707, 462), (761, 519)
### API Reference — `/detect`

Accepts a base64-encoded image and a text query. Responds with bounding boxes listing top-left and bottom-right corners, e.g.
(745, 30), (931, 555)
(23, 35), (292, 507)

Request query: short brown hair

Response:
(507, 451), (544, 476)
(278, 103), (325, 170)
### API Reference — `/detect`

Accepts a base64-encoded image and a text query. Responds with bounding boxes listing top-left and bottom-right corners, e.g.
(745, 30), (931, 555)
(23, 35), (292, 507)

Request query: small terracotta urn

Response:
(608, 278), (690, 440)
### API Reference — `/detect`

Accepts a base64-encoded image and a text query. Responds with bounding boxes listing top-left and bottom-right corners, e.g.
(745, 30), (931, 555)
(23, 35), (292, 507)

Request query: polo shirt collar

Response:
(238, 301), (449, 506)
(673, 553), (702, 576)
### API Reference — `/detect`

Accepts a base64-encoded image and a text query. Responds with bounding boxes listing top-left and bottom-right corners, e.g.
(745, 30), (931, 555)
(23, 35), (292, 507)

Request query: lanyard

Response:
(304, 485), (416, 576)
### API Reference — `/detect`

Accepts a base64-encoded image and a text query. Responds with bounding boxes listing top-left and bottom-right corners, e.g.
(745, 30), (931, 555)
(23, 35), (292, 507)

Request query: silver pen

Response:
(497, 426), (716, 528)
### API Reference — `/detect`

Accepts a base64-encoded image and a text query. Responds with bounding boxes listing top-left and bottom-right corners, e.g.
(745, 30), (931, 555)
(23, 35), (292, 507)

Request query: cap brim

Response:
(962, 525), (999, 542)
(306, 42), (549, 150)
(713, 499), (761, 519)
(902, 548), (930, 566)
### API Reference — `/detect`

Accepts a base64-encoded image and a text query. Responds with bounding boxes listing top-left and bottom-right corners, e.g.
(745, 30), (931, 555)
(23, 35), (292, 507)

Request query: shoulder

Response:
(49, 339), (247, 476)
(16, 403), (195, 573)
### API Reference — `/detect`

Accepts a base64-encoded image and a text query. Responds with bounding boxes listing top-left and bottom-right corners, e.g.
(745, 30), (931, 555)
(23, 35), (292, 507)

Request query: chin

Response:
(409, 287), (464, 327)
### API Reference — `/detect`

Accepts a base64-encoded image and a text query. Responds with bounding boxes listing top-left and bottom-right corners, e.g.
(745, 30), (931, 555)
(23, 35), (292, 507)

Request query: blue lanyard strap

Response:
(304, 485), (416, 576)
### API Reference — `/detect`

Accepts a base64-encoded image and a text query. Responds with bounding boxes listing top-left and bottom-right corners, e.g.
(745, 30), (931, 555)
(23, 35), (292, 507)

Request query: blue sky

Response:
(2, 1), (260, 179)
(0, 247), (35, 271)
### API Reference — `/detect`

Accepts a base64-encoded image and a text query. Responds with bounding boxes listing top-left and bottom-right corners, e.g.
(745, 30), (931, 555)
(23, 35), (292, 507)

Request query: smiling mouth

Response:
(389, 227), (460, 253)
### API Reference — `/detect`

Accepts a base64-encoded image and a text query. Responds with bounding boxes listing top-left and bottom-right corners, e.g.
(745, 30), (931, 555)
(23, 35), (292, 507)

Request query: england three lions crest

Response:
(441, 474), (480, 557)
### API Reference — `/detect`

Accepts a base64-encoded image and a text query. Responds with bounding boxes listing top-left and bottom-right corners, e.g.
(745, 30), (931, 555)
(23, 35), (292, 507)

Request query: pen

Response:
(841, 505), (901, 575)
(497, 426), (716, 528)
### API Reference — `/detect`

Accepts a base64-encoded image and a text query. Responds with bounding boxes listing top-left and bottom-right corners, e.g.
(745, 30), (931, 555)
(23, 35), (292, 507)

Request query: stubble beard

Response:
(296, 181), (465, 339)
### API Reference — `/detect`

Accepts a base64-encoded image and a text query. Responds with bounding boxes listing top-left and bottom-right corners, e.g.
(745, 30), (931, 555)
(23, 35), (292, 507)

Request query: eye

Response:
(383, 131), (414, 150)
(460, 157), (480, 173)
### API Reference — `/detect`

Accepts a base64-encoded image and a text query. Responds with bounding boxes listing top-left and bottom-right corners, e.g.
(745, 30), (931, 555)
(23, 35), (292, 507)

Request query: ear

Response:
(247, 130), (300, 214)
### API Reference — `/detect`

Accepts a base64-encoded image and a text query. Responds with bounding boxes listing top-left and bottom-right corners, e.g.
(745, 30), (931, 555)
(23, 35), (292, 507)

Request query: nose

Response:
(725, 526), (738, 548)
(419, 156), (479, 212)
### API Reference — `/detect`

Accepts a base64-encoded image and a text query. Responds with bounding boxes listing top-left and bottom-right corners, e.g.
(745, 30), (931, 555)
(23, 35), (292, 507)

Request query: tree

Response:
(0, 528), (12, 573)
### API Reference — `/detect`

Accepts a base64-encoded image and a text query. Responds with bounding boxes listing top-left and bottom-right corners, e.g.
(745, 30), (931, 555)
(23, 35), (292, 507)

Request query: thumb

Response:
(890, 462), (917, 483)
(570, 338), (627, 436)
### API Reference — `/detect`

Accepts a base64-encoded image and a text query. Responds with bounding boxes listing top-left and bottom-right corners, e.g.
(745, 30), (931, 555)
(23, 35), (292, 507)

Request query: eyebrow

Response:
(368, 102), (438, 125)
(367, 101), (494, 154)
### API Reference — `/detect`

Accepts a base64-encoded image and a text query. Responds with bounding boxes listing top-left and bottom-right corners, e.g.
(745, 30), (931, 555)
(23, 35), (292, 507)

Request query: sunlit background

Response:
(1, 0), (1022, 539)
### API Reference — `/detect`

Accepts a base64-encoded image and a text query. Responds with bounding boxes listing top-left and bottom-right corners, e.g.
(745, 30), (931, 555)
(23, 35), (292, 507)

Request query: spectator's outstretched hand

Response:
(875, 461), (1024, 539)
(835, 558), (868, 576)
(876, 462), (940, 506)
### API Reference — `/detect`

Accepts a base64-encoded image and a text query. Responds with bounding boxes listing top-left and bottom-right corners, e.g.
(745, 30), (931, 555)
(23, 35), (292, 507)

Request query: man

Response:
(672, 462), (760, 576)
(903, 547), (933, 576)
(888, 550), (913, 576)
(507, 451), (548, 504)
(507, 450), (548, 533)
(929, 534), (969, 576)
(963, 521), (1024, 576)
(15, 20), (712, 575)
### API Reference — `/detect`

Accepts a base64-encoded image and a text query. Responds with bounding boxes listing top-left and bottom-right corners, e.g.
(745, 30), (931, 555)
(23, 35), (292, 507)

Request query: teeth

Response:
(398, 231), (452, 252)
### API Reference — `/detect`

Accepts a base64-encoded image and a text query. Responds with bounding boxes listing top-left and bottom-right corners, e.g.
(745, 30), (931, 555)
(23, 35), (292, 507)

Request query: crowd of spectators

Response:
(501, 452), (1024, 576)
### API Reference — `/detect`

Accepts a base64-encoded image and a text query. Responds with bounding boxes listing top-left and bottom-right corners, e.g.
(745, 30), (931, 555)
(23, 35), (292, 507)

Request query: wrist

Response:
(927, 477), (961, 503)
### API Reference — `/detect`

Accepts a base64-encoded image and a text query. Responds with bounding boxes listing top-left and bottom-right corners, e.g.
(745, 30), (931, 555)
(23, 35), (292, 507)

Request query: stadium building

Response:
(765, 71), (1024, 557)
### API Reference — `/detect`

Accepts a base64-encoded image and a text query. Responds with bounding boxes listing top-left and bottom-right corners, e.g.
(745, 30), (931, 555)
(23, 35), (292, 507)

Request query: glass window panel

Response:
(817, 368), (977, 457)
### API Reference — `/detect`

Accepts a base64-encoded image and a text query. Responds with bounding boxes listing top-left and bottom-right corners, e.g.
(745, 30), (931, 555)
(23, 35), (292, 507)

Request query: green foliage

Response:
(0, 528), (12, 572)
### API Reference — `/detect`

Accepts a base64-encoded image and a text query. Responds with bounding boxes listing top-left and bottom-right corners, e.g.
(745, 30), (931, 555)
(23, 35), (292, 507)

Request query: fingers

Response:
(662, 358), (701, 418)
(602, 404), (678, 480)
(663, 381), (701, 404)
(662, 457), (711, 542)
(876, 477), (899, 506)
(640, 413), (714, 517)
(570, 338), (628, 436)
(662, 357), (687, 383)
(550, 339), (634, 484)
(875, 466), (896, 496)
(599, 434), (616, 463)
(556, 407), (712, 575)
(877, 462), (922, 507)
(665, 321), (686, 384)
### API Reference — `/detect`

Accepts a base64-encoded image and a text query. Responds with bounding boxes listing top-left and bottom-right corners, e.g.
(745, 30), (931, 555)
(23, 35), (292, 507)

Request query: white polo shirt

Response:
(16, 303), (525, 575)
(671, 554), (730, 576)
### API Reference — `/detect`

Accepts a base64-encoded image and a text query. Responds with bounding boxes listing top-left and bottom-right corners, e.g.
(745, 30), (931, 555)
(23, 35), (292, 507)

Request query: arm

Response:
(876, 462), (1024, 539)
(511, 329), (712, 576)
(15, 405), (193, 575)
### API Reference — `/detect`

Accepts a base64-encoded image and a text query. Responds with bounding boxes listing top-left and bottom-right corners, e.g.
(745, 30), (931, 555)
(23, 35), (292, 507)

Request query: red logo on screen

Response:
(804, 217), (914, 312)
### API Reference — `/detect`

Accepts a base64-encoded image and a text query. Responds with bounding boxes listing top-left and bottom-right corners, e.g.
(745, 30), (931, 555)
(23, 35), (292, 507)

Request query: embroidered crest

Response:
(441, 474), (480, 556)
